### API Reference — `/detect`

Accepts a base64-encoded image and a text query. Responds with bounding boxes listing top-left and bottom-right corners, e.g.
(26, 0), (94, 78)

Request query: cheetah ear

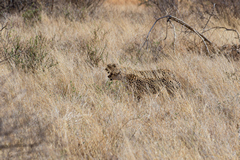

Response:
(112, 64), (116, 67)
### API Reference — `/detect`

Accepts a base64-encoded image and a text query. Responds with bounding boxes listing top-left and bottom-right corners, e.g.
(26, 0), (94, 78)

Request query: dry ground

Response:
(0, 1), (240, 159)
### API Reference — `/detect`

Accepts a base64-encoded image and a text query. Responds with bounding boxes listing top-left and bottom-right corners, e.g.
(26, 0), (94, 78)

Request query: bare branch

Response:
(203, 3), (215, 31)
(202, 26), (240, 43)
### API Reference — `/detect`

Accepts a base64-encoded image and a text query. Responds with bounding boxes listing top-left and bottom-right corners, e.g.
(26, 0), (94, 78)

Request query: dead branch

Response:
(202, 27), (240, 43)
(141, 15), (213, 55)
(141, 15), (169, 50)
(169, 16), (212, 44)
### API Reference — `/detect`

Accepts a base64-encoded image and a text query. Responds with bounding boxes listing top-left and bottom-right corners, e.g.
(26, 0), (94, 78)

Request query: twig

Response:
(163, 21), (168, 40)
(203, 3), (215, 31)
(202, 26), (240, 43)
(0, 22), (8, 32)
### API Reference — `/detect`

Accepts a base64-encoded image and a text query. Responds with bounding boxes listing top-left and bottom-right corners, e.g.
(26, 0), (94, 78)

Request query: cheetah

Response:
(105, 63), (183, 100)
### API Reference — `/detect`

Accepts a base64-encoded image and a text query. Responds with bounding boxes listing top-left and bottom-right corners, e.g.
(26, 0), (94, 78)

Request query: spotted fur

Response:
(105, 63), (182, 100)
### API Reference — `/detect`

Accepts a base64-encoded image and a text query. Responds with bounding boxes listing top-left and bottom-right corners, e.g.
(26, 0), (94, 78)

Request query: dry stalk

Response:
(0, 22), (8, 32)
(168, 20), (176, 55)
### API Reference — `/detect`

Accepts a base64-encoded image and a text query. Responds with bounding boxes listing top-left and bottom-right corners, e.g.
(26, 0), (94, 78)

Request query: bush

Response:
(22, 6), (42, 25)
(0, 0), (39, 13)
(0, 0), (105, 22)
(140, 0), (240, 27)
(64, 0), (105, 11)
(195, 0), (240, 26)
(2, 34), (58, 73)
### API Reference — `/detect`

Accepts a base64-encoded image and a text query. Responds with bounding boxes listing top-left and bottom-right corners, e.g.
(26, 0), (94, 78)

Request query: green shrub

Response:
(3, 34), (57, 73)
(22, 6), (42, 25)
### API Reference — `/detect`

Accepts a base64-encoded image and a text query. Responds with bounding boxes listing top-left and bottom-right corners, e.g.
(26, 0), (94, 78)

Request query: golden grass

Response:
(0, 2), (240, 159)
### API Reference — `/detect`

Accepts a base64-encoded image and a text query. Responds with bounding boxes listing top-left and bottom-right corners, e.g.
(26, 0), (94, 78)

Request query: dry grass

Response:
(106, 0), (140, 5)
(0, 1), (240, 159)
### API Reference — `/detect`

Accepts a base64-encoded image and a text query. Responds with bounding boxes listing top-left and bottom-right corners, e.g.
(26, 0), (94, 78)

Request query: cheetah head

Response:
(105, 63), (123, 80)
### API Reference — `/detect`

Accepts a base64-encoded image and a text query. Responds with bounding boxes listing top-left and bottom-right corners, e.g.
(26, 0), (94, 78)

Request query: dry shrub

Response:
(64, 0), (105, 9)
(139, 0), (179, 16)
(0, 0), (42, 25)
(182, 0), (240, 27)
(49, 0), (105, 21)
(0, 0), (105, 22)
(219, 44), (240, 61)
(196, 0), (240, 19)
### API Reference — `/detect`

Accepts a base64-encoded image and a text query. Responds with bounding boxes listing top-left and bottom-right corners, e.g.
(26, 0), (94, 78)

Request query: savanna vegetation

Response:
(0, 0), (240, 159)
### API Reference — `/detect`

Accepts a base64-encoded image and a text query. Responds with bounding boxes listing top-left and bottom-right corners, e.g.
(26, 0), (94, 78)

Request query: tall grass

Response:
(0, 0), (240, 159)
